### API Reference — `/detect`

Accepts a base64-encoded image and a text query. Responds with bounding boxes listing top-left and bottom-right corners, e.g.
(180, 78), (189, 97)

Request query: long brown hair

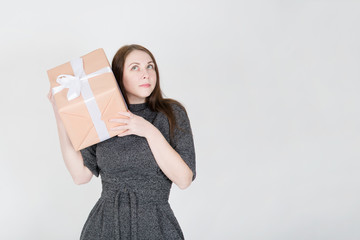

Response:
(111, 44), (187, 142)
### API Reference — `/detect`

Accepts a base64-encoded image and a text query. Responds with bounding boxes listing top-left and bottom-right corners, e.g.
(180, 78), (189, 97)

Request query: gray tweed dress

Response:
(79, 102), (196, 240)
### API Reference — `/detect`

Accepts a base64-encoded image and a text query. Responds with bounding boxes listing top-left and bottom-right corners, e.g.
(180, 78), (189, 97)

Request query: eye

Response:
(131, 65), (139, 70)
(147, 64), (154, 69)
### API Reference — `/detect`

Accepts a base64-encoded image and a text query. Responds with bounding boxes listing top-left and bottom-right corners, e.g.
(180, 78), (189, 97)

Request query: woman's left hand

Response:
(109, 111), (155, 138)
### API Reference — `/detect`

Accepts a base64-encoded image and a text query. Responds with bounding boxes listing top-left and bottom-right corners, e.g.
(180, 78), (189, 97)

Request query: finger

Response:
(110, 125), (129, 131)
(48, 91), (54, 100)
(127, 110), (135, 118)
(109, 118), (129, 124)
(117, 130), (131, 137)
(118, 111), (132, 118)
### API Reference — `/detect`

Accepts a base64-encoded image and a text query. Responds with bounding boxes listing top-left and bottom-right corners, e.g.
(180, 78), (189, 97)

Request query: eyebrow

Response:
(128, 61), (154, 67)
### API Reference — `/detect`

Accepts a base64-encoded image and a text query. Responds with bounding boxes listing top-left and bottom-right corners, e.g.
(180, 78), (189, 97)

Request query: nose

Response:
(142, 69), (150, 79)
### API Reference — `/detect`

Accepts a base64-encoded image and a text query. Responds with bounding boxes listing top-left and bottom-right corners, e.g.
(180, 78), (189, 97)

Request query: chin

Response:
(135, 93), (152, 99)
(140, 89), (155, 96)
(131, 88), (154, 99)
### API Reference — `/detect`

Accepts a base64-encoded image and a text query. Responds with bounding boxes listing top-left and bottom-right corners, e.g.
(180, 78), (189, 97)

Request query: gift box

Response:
(47, 48), (128, 151)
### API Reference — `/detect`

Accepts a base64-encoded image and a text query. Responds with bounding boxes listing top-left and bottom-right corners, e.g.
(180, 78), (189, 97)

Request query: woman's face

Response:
(122, 50), (157, 104)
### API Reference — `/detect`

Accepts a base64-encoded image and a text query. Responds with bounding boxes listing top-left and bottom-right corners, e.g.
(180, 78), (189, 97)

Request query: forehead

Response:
(125, 50), (153, 64)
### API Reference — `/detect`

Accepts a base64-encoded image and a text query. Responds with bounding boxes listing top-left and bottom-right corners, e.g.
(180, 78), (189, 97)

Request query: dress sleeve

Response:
(79, 144), (100, 177)
(170, 104), (196, 181)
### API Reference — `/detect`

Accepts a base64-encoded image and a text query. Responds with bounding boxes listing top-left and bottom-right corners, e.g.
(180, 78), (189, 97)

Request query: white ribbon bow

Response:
(52, 58), (112, 101)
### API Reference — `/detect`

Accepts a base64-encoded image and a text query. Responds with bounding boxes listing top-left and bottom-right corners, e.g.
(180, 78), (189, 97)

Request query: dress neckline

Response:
(128, 102), (149, 112)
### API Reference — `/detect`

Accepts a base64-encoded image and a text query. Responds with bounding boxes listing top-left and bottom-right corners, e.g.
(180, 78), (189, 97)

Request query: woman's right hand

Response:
(47, 87), (59, 114)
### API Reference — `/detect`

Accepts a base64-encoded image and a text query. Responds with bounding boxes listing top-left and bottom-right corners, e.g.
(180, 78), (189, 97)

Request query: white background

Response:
(1, 0), (359, 239)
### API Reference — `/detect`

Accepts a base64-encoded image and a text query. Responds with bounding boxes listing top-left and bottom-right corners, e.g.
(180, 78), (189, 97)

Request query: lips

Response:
(140, 84), (151, 87)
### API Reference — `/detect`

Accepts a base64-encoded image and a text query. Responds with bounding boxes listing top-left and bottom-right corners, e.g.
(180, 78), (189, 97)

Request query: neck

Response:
(128, 98), (146, 104)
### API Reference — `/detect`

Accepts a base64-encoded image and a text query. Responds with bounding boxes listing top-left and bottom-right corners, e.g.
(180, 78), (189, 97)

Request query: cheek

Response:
(150, 76), (157, 86)
(123, 73), (136, 85)
(150, 71), (157, 81)
(122, 78), (134, 91)
(122, 77), (129, 87)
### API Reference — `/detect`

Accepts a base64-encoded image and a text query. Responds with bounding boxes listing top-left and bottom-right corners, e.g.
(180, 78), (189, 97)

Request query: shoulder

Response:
(168, 102), (193, 134)
(169, 101), (189, 120)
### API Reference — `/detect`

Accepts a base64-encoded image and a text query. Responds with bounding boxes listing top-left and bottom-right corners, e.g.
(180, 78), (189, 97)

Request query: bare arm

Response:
(47, 89), (93, 185)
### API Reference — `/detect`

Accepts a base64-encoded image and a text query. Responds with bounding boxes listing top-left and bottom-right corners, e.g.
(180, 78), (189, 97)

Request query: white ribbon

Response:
(52, 57), (111, 141)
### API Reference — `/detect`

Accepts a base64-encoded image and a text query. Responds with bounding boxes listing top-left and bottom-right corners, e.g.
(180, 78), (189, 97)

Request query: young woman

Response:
(47, 44), (196, 239)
